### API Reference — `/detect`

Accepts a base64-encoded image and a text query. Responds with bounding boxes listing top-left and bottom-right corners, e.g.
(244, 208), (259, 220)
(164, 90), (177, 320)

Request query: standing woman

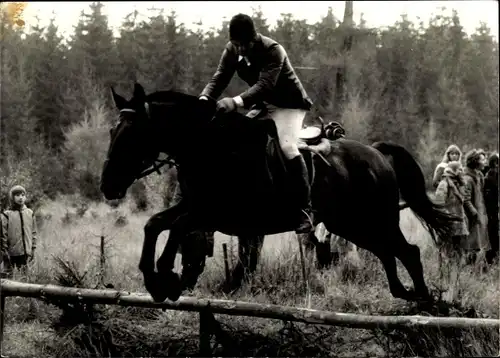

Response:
(432, 144), (463, 189)
(484, 152), (499, 264)
(462, 149), (490, 264)
(434, 160), (469, 259)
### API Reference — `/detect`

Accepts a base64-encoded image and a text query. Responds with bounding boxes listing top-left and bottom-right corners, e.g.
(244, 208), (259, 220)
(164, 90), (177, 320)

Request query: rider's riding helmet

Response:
(229, 13), (258, 44)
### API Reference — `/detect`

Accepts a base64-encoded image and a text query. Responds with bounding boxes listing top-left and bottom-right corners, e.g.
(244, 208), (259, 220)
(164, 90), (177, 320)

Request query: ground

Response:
(2, 195), (499, 357)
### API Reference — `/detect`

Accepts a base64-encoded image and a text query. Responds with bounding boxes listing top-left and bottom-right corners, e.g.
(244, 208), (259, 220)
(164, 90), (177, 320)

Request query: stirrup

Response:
(295, 209), (314, 233)
(301, 209), (314, 223)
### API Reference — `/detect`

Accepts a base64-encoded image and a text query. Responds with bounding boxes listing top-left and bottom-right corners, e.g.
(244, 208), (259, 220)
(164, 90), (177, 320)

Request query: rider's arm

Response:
(200, 45), (237, 100)
(236, 44), (285, 108)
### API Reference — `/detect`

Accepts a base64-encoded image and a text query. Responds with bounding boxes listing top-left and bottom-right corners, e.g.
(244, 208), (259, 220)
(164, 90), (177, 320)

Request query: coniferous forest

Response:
(1, 2), (498, 207)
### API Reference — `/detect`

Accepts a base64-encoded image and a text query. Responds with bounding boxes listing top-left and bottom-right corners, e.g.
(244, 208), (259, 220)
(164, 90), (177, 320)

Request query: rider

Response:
(199, 13), (314, 233)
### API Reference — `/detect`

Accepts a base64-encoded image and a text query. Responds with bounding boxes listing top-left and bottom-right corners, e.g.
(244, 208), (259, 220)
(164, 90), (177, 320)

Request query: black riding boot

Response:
(288, 155), (313, 233)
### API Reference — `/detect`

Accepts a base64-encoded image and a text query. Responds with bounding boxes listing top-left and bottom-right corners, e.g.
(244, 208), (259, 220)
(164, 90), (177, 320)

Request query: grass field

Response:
(2, 195), (499, 357)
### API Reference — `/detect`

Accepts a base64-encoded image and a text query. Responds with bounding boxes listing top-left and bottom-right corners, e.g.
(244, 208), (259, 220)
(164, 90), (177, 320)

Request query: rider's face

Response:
(231, 39), (254, 57)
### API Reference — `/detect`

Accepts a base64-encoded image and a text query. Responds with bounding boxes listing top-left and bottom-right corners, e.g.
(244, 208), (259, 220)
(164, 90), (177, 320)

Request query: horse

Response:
(100, 83), (459, 303)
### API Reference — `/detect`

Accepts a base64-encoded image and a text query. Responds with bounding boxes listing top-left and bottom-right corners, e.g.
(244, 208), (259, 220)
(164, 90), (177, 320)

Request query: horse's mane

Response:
(146, 90), (198, 106)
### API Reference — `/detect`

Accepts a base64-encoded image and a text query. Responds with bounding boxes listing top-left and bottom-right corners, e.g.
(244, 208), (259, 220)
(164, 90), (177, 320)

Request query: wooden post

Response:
(199, 309), (211, 356)
(0, 295), (5, 358)
(228, 237), (234, 269)
(222, 243), (230, 285)
(199, 307), (234, 355)
(100, 236), (106, 287)
(297, 233), (309, 296)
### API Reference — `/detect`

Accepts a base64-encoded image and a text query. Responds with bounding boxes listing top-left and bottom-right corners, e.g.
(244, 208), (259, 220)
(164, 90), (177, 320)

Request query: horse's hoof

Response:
(164, 271), (182, 302)
(415, 289), (433, 303)
(144, 272), (162, 302)
(221, 284), (233, 295)
(391, 286), (414, 301)
(144, 271), (182, 303)
(220, 279), (242, 295)
(402, 287), (432, 303)
(181, 279), (197, 292)
(180, 270), (201, 292)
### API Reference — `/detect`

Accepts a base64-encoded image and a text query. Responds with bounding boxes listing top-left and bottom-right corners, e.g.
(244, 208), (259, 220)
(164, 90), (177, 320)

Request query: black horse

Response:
(100, 83), (458, 303)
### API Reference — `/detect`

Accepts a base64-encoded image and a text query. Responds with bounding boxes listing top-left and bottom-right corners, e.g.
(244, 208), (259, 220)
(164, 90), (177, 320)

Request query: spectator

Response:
(0, 185), (38, 276)
(0, 206), (4, 278)
(432, 144), (462, 188)
(484, 152), (499, 264)
(462, 149), (490, 264)
(481, 151), (491, 176)
(434, 161), (469, 260)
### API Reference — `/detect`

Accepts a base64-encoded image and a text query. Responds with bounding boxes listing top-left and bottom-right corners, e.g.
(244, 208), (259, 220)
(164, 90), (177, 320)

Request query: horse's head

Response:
(100, 83), (160, 200)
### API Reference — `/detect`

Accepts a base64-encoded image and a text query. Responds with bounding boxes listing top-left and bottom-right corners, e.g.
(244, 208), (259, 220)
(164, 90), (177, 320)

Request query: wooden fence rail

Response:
(1, 279), (499, 355)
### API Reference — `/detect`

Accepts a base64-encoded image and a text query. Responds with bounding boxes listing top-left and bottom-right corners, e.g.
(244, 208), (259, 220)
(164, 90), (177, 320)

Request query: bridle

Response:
(116, 102), (178, 181)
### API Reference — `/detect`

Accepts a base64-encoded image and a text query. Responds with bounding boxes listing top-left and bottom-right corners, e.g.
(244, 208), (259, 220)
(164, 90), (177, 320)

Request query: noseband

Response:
(116, 103), (177, 180)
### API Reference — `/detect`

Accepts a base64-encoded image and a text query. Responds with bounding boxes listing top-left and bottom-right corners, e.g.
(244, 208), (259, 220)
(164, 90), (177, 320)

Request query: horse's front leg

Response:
(139, 201), (187, 302)
(178, 230), (208, 292)
(248, 235), (265, 273)
(152, 211), (197, 302)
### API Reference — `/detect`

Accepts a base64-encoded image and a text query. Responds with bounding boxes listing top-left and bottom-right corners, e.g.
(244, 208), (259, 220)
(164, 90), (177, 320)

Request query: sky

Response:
(19, 1), (499, 40)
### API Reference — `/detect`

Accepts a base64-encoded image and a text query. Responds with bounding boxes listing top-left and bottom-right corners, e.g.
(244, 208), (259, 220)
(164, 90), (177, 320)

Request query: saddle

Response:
(246, 107), (345, 155)
(205, 109), (346, 192)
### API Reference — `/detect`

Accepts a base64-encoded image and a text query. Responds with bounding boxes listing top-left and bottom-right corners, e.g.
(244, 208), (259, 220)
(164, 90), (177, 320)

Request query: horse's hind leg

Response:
(223, 236), (250, 293)
(373, 249), (412, 300)
(392, 228), (430, 300)
(223, 235), (264, 293)
(248, 235), (265, 273)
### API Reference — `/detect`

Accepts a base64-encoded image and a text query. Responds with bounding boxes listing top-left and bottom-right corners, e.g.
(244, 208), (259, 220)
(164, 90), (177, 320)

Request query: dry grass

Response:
(2, 195), (499, 357)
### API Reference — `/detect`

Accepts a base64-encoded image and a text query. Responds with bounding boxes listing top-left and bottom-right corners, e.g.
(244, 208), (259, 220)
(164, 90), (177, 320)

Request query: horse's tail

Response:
(372, 141), (458, 245)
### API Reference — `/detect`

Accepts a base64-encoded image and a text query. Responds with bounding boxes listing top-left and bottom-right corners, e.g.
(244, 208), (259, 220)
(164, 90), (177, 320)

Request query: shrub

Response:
(63, 99), (111, 202)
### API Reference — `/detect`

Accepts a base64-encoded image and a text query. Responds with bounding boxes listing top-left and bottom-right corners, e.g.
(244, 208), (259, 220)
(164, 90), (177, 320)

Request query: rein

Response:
(136, 157), (177, 179)
(119, 104), (178, 181)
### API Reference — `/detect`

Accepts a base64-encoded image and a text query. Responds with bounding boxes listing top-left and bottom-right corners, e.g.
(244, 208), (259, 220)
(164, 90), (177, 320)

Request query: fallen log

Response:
(1, 279), (498, 331)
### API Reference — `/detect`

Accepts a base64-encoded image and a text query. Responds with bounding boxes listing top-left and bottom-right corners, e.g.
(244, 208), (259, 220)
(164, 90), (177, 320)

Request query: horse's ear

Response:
(133, 83), (146, 102)
(110, 86), (127, 110)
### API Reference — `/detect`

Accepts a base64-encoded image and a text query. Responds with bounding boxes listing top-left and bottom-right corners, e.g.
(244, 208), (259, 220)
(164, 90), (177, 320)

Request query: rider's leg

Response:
(267, 106), (313, 233)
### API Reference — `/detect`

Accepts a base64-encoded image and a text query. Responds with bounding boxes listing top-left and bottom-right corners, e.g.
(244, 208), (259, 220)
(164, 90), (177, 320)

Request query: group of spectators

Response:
(433, 145), (498, 266)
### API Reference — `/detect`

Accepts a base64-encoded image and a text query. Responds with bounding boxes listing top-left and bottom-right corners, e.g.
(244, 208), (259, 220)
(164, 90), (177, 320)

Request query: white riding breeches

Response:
(246, 103), (306, 160)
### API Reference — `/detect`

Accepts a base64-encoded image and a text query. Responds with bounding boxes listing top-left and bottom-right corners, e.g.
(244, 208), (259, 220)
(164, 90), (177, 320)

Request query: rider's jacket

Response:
(201, 34), (313, 111)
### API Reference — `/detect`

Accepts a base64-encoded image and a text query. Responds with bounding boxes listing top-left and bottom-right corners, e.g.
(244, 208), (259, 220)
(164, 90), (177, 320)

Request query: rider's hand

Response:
(216, 97), (237, 113)
(199, 96), (208, 101)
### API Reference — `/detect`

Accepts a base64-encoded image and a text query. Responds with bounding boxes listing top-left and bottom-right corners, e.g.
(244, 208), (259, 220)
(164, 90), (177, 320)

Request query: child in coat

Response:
(0, 185), (38, 276)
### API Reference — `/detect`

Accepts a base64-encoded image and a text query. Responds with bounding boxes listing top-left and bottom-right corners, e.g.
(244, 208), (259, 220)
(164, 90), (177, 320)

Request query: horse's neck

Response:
(152, 104), (203, 157)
